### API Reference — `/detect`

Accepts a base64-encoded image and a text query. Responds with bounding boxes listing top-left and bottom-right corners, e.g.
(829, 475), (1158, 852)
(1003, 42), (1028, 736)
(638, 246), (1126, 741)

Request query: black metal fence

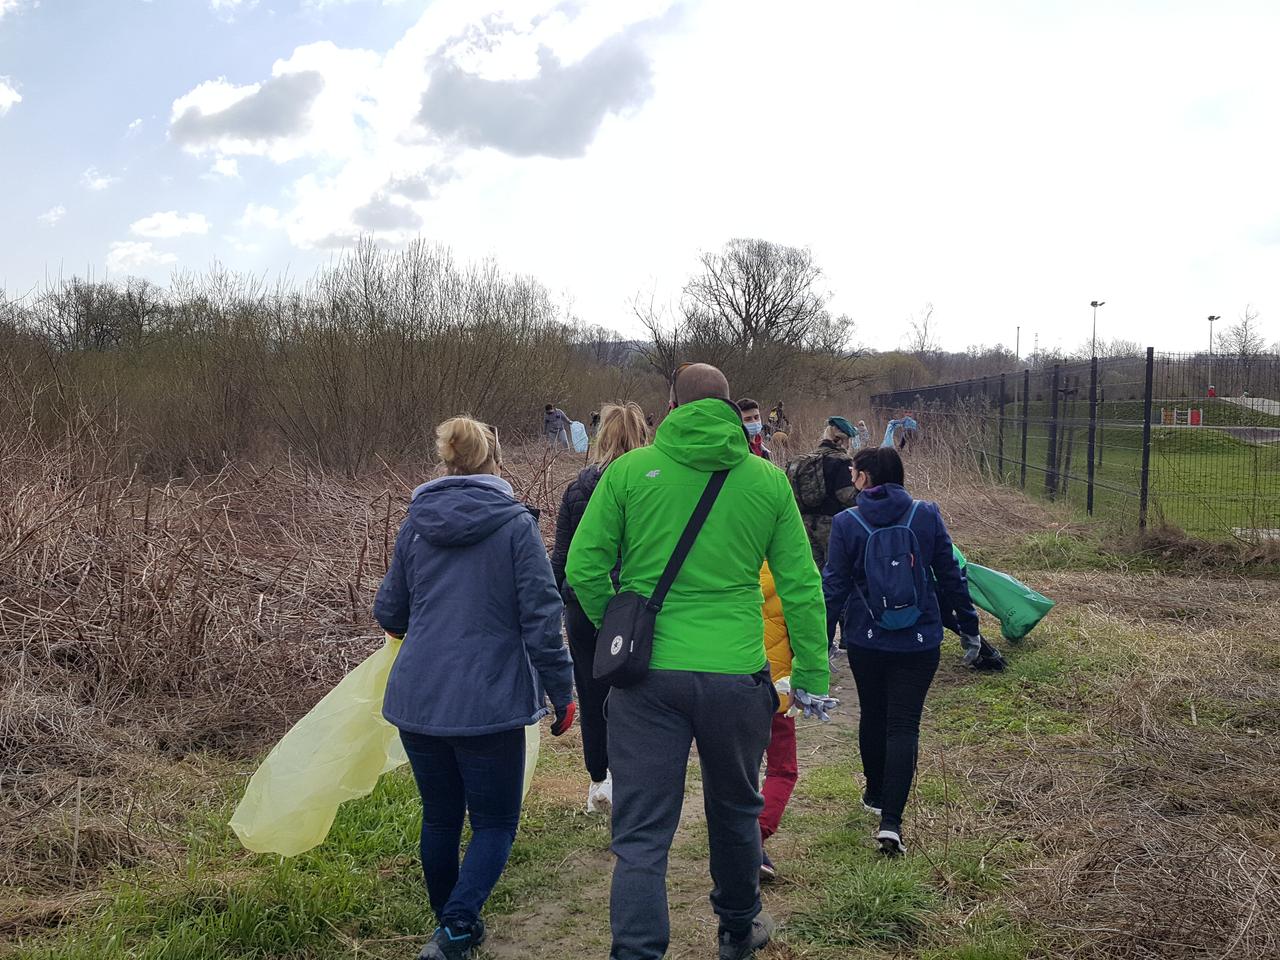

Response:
(872, 350), (1280, 542)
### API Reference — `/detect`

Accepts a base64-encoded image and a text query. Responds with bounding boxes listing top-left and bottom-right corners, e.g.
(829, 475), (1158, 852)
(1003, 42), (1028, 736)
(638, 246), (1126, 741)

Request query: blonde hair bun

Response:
(436, 416), (499, 475)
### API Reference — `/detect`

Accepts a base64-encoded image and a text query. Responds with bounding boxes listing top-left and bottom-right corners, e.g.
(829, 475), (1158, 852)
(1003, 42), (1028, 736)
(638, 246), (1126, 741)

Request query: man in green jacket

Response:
(566, 364), (831, 960)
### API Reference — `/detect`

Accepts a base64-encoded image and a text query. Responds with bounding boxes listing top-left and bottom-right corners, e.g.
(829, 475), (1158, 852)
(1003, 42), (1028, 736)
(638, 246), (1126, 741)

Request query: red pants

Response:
(759, 712), (798, 841)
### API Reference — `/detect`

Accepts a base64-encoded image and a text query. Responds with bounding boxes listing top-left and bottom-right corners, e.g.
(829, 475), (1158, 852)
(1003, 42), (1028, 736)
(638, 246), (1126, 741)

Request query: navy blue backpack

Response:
(851, 501), (928, 631)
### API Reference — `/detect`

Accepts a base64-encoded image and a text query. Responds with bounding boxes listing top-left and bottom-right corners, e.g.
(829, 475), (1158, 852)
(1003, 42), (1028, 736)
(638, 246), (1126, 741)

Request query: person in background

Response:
(566, 363), (835, 960)
(856, 419), (872, 450)
(590, 410), (601, 434)
(550, 402), (650, 815)
(785, 417), (860, 570)
(767, 401), (790, 436)
(896, 411), (920, 451)
(823, 446), (987, 858)
(757, 563), (798, 883)
(737, 397), (772, 461)
(374, 416), (576, 960)
(544, 403), (571, 448)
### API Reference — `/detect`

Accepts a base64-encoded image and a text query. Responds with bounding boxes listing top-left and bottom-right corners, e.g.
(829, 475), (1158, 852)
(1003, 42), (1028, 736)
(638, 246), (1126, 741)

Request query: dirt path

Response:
(483, 659), (860, 959)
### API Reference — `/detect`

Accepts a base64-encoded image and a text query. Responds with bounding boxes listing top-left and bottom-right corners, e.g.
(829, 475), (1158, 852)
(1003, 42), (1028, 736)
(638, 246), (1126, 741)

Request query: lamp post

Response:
(1090, 300), (1106, 358)
(1208, 315), (1220, 396)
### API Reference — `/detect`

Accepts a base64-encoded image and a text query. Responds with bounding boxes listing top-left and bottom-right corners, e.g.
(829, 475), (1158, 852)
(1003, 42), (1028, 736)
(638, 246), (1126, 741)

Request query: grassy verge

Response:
(9, 745), (609, 960)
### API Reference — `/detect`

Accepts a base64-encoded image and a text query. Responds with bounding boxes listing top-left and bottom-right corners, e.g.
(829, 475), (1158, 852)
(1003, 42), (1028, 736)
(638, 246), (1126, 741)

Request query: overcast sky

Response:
(2, 0), (1279, 354)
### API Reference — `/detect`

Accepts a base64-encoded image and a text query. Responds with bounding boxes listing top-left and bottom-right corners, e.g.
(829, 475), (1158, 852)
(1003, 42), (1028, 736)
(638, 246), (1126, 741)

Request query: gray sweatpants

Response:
(607, 669), (776, 960)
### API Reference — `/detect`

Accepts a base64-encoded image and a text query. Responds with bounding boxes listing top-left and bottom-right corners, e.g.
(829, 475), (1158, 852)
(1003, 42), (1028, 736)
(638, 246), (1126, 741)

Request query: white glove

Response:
(790, 688), (840, 723)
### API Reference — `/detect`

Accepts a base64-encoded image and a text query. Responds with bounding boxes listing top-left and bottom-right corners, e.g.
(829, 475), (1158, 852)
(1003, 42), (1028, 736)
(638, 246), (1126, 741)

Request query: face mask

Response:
(745, 421), (763, 437)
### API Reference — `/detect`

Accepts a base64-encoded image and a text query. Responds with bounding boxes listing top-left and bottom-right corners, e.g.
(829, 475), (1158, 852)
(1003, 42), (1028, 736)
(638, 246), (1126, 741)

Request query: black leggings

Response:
(847, 644), (940, 831)
(564, 594), (610, 782)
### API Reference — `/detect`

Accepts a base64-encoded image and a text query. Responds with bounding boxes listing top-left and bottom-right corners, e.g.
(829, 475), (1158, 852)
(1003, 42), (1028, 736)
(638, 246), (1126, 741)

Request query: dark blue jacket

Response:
(822, 483), (979, 653)
(374, 474), (574, 736)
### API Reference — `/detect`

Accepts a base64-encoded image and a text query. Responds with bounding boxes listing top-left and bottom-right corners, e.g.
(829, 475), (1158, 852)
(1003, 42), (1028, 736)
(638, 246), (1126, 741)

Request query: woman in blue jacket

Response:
(375, 416), (576, 960)
(823, 446), (985, 857)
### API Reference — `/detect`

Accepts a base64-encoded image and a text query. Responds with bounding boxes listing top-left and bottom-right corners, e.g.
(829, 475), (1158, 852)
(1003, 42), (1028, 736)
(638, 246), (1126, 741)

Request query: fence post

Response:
(1061, 375), (1075, 500)
(997, 373), (1007, 478)
(1045, 364), (1061, 499)
(1086, 356), (1098, 515)
(1139, 347), (1155, 530)
(1020, 368), (1030, 489)
(1098, 383), (1105, 468)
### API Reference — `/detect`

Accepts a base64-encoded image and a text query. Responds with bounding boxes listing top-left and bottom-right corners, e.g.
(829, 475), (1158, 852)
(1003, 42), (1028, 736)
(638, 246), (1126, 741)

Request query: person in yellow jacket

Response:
(758, 562), (799, 882)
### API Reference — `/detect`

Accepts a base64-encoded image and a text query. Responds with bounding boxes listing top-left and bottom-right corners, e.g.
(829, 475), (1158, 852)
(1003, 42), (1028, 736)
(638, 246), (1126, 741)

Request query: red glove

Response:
(551, 701), (576, 737)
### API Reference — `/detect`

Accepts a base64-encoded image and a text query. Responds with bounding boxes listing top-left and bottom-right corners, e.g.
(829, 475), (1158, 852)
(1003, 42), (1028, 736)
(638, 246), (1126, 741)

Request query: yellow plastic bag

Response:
(230, 636), (541, 857)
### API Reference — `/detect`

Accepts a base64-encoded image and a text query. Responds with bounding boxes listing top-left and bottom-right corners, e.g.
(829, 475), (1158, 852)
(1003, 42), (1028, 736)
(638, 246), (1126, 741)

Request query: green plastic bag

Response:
(230, 636), (541, 857)
(952, 546), (1055, 642)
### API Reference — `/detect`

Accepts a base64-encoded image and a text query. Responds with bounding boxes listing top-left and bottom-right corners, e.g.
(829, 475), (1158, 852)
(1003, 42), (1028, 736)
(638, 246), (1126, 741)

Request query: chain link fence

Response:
(872, 350), (1280, 542)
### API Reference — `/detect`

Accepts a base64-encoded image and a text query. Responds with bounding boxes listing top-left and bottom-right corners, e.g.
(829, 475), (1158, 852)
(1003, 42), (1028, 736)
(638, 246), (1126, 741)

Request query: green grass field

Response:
(972, 413), (1280, 539)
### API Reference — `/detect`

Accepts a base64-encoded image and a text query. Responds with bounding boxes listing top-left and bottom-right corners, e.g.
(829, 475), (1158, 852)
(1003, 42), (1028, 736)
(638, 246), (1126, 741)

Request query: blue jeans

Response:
(400, 728), (526, 930)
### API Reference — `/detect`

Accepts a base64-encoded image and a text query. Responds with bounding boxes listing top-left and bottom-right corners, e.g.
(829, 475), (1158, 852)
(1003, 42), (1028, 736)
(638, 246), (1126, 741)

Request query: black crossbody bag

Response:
(593, 469), (729, 688)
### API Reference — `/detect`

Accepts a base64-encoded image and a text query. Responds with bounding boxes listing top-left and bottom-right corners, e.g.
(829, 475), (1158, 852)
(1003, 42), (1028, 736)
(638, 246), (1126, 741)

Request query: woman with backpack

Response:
(785, 416), (860, 569)
(374, 416), (576, 960)
(550, 402), (649, 814)
(823, 446), (988, 857)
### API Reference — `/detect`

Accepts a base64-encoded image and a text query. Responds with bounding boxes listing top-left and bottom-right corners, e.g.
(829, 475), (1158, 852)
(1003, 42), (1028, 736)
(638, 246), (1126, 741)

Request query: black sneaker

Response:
(419, 919), (485, 960)
(759, 849), (776, 883)
(718, 912), (776, 960)
(876, 827), (907, 857)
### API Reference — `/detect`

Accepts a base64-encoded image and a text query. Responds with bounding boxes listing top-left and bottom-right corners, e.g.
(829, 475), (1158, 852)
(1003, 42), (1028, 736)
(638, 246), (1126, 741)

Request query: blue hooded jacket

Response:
(374, 474), (574, 737)
(822, 483), (979, 653)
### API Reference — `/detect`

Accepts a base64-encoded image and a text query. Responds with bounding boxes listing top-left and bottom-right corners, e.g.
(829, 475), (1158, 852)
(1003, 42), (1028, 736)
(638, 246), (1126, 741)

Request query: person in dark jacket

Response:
(822, 446), (988, 858)
(550, 401), (649, 815)
(796, 417), (859, 569)
(375, 416), (576, 960)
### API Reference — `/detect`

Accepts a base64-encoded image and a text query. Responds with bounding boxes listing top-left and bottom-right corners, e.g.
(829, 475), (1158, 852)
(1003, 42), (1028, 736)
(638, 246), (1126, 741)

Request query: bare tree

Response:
(682, 238), (831, 350)
(1221, 305), (1267, 394)
(1221, 305), (1266, 357)
(906, 302), (938, 357)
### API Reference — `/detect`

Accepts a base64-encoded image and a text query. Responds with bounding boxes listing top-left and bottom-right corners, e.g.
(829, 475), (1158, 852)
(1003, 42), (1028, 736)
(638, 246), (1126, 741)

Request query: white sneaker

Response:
(586, 774), (612, 815)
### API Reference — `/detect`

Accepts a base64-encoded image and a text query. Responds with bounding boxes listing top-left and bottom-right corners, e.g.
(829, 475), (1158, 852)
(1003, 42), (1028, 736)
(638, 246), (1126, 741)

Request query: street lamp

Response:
(1090, 300), (1106, 358)
(1208, 315), (1221, 396)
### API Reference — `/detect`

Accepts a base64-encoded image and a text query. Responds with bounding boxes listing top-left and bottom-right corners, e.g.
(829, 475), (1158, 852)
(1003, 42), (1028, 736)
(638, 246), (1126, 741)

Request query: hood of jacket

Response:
(409, 474), (528, 546)
(854, 483), (914, 527)
(653, 398), (749, 472)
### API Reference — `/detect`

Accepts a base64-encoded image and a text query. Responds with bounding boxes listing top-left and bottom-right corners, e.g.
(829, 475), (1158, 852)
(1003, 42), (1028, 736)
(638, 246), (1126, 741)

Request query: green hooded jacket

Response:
(564, 398), (830, 696)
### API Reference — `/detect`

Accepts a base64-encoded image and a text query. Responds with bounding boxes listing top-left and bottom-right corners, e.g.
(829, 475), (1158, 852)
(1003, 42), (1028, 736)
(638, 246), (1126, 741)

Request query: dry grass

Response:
(944, 572), (1280, 959)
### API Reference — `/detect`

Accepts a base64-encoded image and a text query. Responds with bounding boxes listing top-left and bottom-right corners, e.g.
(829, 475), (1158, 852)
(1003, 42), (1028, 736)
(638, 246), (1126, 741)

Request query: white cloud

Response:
(127, 117), (143, 133)
(105, 241), (178, 273)
(81, 166), (119, 191)
(168, 42), (380, 163)
(210, 0), (257, 20)
(240, 202), (283, 229)
(183, 0), (676, 251)
(130, 211), (211, 239)
(0, 0), (25, 20)
(210, 156), (240, 177)
(0, 76), (20, 116)
(37, 204), (66, 226)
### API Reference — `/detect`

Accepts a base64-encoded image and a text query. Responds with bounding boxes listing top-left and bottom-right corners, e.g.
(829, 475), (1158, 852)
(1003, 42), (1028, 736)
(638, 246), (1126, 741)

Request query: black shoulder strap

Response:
(648, 469), (729, 611)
